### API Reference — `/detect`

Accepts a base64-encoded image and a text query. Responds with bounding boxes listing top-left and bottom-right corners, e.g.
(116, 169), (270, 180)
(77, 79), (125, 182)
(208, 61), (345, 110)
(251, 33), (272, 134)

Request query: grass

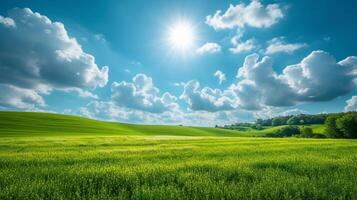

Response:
(0, 111), (325, 137)
(0, 136), (356, 199)
(0, 111), (355, 199)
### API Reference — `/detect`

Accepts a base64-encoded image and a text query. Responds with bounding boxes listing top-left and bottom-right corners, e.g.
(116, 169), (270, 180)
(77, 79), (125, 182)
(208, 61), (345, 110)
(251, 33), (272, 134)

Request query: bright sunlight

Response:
(168, 21), (195, 50)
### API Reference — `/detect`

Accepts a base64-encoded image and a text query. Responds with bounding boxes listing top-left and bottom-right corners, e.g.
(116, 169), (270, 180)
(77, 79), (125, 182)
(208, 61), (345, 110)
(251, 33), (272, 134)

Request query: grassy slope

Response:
(0, 111), (326, 137)
(0, 111), (252, 137)
(0, 112), (354, 199)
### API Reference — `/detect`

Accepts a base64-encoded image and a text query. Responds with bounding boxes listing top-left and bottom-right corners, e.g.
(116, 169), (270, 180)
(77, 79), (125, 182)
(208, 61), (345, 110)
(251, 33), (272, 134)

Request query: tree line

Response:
(217, 112), (357, 139)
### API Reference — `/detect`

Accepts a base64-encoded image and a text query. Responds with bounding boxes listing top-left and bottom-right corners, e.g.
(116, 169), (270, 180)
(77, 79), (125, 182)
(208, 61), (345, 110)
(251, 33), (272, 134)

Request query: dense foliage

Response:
(219, 112), (356, 139)
(326, 112), (357, 138)
(257, 114), (328, 126)
(265, 126), (300, 137)
(220, 113), (329, 129)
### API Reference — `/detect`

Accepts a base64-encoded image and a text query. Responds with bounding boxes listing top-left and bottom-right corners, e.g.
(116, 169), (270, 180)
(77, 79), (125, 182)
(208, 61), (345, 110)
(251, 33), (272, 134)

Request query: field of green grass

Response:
(0, 111), (325, 137)
(0, 112), (356, 199)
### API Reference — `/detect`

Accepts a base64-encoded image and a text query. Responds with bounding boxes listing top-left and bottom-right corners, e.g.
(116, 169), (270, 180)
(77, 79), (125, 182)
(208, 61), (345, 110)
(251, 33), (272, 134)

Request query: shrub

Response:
(336, 113), (357, 138)
(325, 116), (344, 138)
(300, 127), (314, 138)
(272, 117), (288, 126)
(274, 126), (300, 137)
(287, 116), (300, 125)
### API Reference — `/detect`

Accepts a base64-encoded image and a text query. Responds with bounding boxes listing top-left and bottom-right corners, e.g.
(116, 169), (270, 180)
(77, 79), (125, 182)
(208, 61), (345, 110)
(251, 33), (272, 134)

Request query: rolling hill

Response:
(0, 111), (325, 137)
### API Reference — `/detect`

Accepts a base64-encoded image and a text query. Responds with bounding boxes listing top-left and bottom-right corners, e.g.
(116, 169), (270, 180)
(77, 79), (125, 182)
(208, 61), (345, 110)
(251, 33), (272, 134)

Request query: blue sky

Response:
(0, 0), (356, 126)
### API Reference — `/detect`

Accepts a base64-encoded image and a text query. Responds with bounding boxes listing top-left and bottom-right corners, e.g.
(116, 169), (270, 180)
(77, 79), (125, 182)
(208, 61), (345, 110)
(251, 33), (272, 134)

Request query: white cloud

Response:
(180, 51), (357, 113)
(0, 15), (15, 27)
(78, 107), (93, 118)
(345, 96), (357, 112)
(111, 74), (179, 113)
(76, 100), (182, 125)
(253, 107), (306, 119)
(214, 70), (226, 84)
(206, 0), (283, 30)
(228, 30), (256, 54)
(235, 51), (357, 108)
(338, 56), (357, 84)
(77, 100), (253, 126)
(265, 37), (306, 55)
(229, 80), (262, 110)
(236, 53), (298, 107)
(180, 80), (237, 112)
(229, 37), (256, 54)
(0, 8), (108, 110)
(61, 88), (98, 99)
(235, 51), (356, 108)
(282, 51), (355, 101)
(196, 42), (221, 54)
(0, 84), (45, 110)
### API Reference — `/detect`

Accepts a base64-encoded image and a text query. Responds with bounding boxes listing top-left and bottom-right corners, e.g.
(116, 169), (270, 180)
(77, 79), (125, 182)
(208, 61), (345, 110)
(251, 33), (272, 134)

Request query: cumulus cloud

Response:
(229, 80), (262, 110)
(206, 0), (283, 30)
(0, 84), (45, 110)
(214, 70), (226, 84)
(344, 96), (357, 112)
(111, 74), (179, 113)
(338, 56), (357, 84)
(0, 15), (15, 27)
(180, 80), (237, 112)
(236, 53), (298, 107)
(77, 100), (252, 126)
(180, 50), (357, 113)
(234, 51), (357, 108)
(0, 8), (108, 109)
(196, 42), (221, 54)
(282, 51), (355, 101)
(265, 37), (306, 55)
(229, 37), (256, 54)
(75, 100), (183, 125)
(254, 107), (306, 119)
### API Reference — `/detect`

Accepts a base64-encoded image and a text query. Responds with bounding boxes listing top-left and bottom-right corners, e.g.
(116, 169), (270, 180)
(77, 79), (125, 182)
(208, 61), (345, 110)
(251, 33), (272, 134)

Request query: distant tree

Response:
(255, 124), (263, 130)
(336, 113), (357, 138)
(275, 126), (300, 137)
(287, 116), (300, 125)
(256, 119), (263, 125)
(325, 116), (344, 138)
(272, 117), (287, 126)
(300, 127), (314, 138)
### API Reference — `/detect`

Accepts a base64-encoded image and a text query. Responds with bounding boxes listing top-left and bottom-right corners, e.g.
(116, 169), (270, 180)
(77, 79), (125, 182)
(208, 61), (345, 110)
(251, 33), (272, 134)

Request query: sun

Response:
(168, 21), (195, 50)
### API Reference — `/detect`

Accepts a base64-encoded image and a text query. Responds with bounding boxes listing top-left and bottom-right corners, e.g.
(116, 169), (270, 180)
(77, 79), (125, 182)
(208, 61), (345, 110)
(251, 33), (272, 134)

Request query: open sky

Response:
(0, 0), (356, 126)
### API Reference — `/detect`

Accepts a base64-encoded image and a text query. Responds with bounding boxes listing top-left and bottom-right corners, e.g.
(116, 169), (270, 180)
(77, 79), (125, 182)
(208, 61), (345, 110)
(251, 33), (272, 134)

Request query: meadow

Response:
(0, 112), (356, 199)
(0, 112), (324, 137)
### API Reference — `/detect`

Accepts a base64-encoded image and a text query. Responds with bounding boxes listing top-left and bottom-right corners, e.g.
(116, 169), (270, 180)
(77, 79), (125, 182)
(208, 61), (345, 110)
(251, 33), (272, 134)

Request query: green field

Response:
(0, 112), (356, 199)
(0, 111), (325, 137)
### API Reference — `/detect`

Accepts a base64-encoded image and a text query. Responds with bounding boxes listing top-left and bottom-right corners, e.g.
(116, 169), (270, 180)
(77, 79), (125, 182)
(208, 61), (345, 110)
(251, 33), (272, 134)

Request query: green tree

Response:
(287, 116), (300, 125)
(272, 117), (287, 126)
(275, 126), (300, 137)
(300, 127), (314, 138)
(256, 119), (263, 125)
(336, 113), (357, 138)
(325, 116), (343, 138)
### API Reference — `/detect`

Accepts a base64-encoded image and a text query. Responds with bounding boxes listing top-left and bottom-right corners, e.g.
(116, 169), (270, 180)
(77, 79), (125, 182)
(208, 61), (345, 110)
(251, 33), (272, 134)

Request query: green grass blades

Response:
(0, 111), (325, 137)
(0, 136), (356, 199)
